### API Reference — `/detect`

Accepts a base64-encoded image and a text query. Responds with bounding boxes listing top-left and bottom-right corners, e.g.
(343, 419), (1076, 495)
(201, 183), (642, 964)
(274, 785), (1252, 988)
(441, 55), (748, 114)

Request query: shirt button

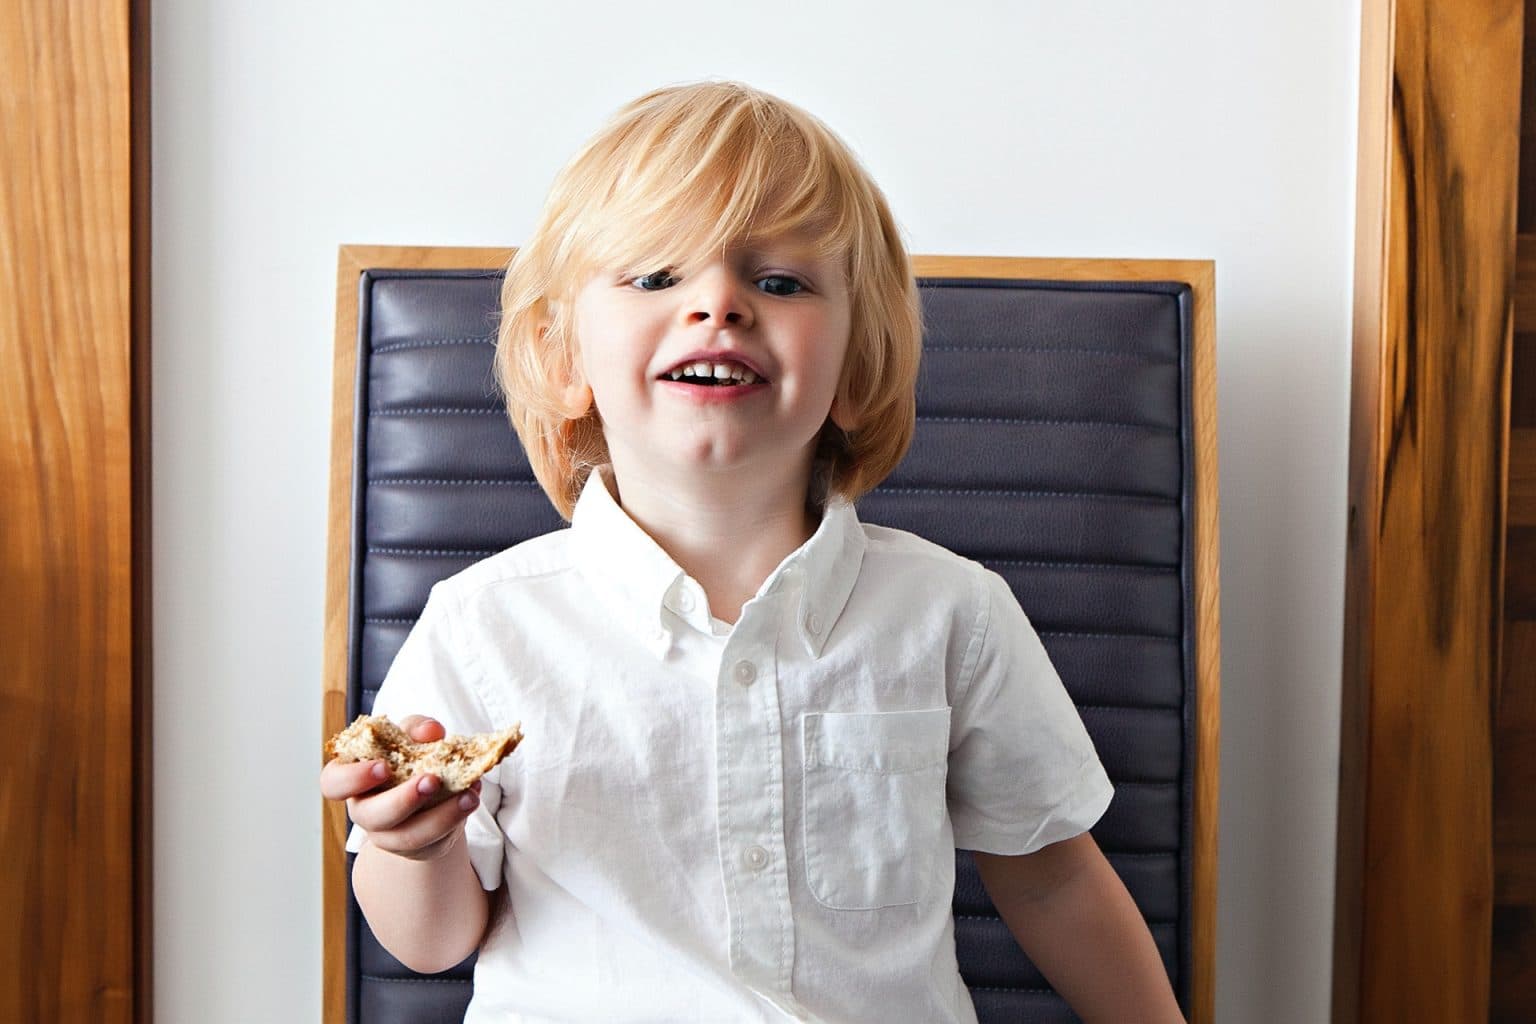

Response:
(676, 589), (695, 613)
(742, 845), (769, 871)
(805, 611), (822, 636)
(733, 660), (757, 686)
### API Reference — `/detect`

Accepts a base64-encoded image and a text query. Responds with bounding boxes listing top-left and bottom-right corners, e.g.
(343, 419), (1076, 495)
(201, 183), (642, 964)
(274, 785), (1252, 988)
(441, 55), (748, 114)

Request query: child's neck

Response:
(605, 459), (818, 626)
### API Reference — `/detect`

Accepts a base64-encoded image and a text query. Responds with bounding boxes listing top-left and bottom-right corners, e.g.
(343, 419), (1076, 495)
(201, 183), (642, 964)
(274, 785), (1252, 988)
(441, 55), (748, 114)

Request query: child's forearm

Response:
(352, 832), (491, 973)
(973, 836), (1185, 1023)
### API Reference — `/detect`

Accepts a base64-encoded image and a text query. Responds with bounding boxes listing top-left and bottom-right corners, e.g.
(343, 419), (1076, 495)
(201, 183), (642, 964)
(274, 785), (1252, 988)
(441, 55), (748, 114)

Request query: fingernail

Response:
(417, 775), (439, 796)
(371, 762), (388, 781)
(458, 792), (478, 812)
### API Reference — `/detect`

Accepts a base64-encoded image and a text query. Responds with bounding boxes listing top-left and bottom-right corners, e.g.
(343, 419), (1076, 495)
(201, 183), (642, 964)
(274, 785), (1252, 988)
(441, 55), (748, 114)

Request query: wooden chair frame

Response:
(322, 246), (1220, 1024)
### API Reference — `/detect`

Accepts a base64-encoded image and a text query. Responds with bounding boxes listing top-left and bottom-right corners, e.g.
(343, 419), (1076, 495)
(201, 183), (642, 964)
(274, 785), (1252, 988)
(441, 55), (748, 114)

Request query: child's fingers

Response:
(346, 771), (443, 832)
(363, 781), (481, 859)
(319, 758), (392, 801)
(346, 772), (478, 834)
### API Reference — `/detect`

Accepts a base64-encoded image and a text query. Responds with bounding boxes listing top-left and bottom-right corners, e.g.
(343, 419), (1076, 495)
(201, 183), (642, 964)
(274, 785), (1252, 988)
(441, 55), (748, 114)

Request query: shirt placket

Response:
(714, 594), (801, 1017)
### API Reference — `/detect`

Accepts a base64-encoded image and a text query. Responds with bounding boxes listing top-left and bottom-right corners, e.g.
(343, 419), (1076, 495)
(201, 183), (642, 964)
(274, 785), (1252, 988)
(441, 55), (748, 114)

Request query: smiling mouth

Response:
(663, 360), (764, 387)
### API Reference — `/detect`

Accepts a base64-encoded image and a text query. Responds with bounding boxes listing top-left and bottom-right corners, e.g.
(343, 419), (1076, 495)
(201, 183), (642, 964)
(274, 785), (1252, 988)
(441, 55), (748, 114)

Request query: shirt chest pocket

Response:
(801, 708), (952, 911)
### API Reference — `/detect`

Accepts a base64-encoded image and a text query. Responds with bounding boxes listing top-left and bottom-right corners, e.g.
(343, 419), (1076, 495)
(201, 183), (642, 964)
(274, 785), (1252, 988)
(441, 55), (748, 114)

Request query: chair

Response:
(322, 247), (1220, 1024)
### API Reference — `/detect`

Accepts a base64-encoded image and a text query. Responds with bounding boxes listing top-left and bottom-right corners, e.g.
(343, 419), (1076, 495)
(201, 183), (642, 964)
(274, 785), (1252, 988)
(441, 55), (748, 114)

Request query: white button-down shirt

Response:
(350, 471), (1112, 1022)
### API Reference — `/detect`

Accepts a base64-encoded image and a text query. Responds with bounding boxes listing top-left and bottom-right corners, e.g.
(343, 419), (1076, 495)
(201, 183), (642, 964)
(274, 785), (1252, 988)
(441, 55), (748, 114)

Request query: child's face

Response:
(570, 232), (853, 490)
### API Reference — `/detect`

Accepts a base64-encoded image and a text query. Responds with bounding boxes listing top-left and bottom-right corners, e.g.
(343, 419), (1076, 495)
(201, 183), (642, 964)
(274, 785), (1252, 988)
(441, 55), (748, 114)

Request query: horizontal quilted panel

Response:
(1038, 632), (1183, 707)
(358, 977), (471, 1024)
(342, 270), (1199, 1023)
(918, 284), (1181, 358)
(369, 341), (501, 408)
(365, 480), (564, 549)
(367, 275), (501, 344)
(859, 489), (1181, 565)
(367, 412), (529, 479)
(891, 417), (1182, 497)
(918, 351), (1181, 427)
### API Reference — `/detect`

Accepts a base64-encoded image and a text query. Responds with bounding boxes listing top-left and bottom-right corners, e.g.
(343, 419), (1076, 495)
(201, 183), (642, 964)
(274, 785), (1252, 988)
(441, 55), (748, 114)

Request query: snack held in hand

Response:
(325, 714), (523, 793)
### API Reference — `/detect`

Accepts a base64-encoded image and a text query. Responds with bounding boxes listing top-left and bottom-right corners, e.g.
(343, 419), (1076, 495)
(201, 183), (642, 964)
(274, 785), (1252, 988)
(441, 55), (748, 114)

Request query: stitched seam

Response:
(358, 974), (471, 984)
(981, 558), (1177, 573)
(370, 407), (503, 416)
(1096, 850), (1179, 858)
(922, 344), (1174, 361)
(367, 477), (542, 486)
(873, 485), (1175, 503)
(916, 413), (1174, 432)
(1037, 629), (1176, 640)
(964, 984), (1058, 993)
(372, 336), (494, 353)
(368, 546), (500, 557)
(762, 661), (790, 991)
(804, 758), (946, 775)
(363, 616), (419, 625)
(954, 911), (1178, 924)
(949, 569), (994, 725)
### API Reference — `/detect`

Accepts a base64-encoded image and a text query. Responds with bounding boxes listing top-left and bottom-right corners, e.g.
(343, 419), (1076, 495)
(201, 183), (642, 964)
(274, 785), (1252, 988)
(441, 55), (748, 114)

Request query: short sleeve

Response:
(947, 569), (1113, 855)
(343, 582), (508, 891)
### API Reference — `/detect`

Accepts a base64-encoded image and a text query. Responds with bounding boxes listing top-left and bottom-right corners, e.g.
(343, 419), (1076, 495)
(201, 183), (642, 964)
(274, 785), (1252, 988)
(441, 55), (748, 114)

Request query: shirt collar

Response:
(569, 467), (865, 660)
(782, 498), (864, 658)
(571, 469), (686, 657)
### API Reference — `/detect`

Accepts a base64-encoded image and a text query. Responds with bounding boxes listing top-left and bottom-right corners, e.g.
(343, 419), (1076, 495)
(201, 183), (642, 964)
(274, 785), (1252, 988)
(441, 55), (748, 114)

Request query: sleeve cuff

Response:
(952, 760), (1115, 856)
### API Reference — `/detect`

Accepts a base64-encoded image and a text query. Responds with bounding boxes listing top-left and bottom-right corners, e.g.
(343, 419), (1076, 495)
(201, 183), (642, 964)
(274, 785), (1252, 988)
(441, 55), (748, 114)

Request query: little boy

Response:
(322, 80), (1184, 1022)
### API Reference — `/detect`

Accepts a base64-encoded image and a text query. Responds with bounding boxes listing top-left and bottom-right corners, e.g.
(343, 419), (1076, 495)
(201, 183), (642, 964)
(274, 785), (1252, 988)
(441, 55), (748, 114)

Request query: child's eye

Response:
(630, 269), (678, 291)
(756, 275), (804, 297)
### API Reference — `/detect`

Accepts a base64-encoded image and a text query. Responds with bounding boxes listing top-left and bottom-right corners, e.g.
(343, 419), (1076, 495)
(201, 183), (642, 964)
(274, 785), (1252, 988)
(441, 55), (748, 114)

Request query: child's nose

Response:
(683, 267), (754, 328)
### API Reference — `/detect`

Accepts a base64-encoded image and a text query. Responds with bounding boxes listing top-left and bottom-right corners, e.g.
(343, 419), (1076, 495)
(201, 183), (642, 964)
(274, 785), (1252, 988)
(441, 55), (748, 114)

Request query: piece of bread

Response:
(325, 714), (523, 793)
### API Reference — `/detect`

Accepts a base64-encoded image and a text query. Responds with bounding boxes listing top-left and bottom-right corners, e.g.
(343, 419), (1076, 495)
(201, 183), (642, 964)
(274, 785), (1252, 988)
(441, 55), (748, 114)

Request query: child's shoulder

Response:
(435, 527), (581, 599)
(859, 521), (991, 586)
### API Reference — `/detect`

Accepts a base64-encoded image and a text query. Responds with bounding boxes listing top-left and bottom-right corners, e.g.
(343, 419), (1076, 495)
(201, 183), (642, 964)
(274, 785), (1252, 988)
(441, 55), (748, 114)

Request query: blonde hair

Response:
(496, 81), (922, 519)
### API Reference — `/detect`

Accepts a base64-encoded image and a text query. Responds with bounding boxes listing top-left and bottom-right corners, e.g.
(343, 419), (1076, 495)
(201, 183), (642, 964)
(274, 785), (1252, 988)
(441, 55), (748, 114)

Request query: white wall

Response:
(152, 2), (1360, 1020)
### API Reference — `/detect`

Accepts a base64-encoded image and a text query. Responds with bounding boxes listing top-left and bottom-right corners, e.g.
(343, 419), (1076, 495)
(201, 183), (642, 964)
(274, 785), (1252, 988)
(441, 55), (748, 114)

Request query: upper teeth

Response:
(668, 361), (760, 384)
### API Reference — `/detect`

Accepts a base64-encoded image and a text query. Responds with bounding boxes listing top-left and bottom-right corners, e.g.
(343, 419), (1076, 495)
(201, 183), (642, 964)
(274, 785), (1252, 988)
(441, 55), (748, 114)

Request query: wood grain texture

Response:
(325, 248), (1220, 1024)
(0, 1), (142, 1022)
(1334, 3), (1393, 1012)
(130, 3), (152, 1018)
(1337, 0), (1521, 1020)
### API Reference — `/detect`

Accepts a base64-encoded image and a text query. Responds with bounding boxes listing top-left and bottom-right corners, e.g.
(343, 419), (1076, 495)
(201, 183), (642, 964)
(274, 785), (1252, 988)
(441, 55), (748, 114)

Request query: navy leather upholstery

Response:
(342, 268), (1198, 1023)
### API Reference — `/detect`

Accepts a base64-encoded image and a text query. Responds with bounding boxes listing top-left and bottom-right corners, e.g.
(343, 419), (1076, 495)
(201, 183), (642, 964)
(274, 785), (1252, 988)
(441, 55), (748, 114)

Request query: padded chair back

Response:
(322, 248), (1220, 1024)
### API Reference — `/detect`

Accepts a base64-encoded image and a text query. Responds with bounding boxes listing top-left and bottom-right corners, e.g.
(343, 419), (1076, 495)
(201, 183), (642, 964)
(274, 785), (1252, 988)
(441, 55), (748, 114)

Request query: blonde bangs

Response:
(562, 85), (863, 282)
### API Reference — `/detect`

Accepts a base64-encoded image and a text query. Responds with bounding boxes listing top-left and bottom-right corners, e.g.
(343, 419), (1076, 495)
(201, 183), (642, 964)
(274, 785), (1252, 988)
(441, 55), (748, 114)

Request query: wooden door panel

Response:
(0, 1), (150, 1021)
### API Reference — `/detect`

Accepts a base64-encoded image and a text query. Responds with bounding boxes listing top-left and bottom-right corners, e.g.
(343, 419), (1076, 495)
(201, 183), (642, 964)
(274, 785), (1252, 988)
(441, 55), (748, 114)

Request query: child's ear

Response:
(561, 375), (594, 417)
(552, 310), (594, 417)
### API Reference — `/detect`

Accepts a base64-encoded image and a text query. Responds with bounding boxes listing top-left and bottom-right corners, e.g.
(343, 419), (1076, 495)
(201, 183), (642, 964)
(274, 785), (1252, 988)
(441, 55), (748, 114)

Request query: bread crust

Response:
(325, 714), (523, 793)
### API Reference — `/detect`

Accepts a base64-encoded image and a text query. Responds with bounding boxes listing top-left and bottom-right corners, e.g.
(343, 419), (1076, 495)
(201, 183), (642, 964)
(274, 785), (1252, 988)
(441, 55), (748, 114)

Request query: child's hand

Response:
(320, 715), (481, 862)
